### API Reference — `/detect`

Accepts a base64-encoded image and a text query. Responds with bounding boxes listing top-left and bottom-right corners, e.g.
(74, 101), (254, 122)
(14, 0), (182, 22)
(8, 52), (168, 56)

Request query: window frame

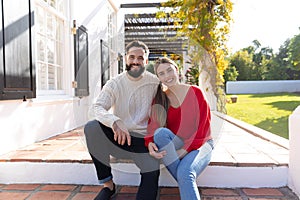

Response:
(34, 0), (67, 95)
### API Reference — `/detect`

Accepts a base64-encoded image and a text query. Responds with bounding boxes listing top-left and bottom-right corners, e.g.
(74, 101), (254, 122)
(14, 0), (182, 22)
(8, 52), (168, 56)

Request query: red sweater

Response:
(145, 85), (211, 152)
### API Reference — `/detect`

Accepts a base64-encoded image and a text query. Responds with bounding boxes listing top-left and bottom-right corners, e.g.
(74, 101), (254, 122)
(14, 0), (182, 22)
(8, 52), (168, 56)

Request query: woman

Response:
(145, 57), (214, 200)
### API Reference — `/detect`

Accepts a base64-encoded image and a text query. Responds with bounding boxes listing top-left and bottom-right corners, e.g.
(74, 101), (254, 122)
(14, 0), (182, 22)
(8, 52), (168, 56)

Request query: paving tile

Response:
(267, 154), (289, 165)
(0, 192), (31, 200)
(159, 196), (181, 200)
(242, 188), (284, 196)
(50, 131), (83, 141)
(119, 186), (139, 194)
(80, 185), (103, 192)
(2, 151), (51, 162)
(71, 193), (98, 200)
(27, 191), (71, 200)
(114, 194), (136, 200)
(41, 139), (76, 146)
(225, 143), (260, 154)
(0, 154), (12, 162)
(62, 142), (87, 151)
(40, 184), (77, 191)
(248, 198), (279, 200)
(160, 187), (180, 194)
(20, 144), (65, 151)
(2, 184), (40, 191)
(45, 151), (91, 162)
(202, 197), (243, 200)
(210, 152), (237, 166)
(253, 142), (288, 154)
(201, 188), (239, 196)
(232, 153), (278, 167)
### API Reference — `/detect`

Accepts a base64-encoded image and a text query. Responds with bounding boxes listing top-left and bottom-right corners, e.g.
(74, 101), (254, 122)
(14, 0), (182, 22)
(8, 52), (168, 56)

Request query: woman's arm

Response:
(182, 86), (212, 152)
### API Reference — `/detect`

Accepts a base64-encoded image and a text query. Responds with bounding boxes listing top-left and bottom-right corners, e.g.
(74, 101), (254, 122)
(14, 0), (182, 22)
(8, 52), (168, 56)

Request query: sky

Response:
(227, 0), (300, 53)
(118, 0), (300, 54)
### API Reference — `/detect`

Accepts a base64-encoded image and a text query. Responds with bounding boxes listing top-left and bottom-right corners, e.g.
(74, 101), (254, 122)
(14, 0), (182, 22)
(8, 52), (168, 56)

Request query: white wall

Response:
(289, 106), (300, 197)
(0, 0), (121, 155)
(226, 80), (300, 94)
(72, 0), (120, 120)
(0, 98), (88, 155)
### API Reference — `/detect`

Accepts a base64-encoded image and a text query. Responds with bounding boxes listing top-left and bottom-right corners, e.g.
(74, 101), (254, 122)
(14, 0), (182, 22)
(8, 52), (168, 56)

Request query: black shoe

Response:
(94, 184), (116, 200)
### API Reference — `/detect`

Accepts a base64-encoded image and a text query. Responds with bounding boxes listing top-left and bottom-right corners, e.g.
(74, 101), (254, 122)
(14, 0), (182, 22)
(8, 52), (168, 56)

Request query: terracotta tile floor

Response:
(0, 183), (299, 200)
(0, 115), (298, 199)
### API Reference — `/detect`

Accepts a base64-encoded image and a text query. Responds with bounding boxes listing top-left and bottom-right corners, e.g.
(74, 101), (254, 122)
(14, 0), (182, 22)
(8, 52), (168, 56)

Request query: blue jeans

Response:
(154, 128), (213, 200)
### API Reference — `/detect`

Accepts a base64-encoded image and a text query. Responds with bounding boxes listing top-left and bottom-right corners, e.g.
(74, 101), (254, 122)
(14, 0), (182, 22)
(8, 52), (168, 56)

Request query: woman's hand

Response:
(148, 142), (166, 159)
(176, 148), (187, 159)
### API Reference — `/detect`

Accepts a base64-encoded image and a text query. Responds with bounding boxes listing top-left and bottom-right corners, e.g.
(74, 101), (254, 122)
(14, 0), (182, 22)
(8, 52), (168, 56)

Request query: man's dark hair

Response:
(125, 40), (149, 56)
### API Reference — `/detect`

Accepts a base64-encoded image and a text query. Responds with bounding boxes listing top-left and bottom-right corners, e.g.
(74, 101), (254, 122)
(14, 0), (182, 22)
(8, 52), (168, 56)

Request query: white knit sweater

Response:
(93, 71), (159, 135)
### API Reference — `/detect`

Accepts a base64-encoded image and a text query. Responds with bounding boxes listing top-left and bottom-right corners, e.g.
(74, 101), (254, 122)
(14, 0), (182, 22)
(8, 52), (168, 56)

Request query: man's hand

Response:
(112, 120), (131, 146)
(148, 142), (166, 159)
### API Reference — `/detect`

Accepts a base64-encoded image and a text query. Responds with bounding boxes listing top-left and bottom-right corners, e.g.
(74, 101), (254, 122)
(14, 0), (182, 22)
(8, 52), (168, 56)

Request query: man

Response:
(84, 40), (160, 200)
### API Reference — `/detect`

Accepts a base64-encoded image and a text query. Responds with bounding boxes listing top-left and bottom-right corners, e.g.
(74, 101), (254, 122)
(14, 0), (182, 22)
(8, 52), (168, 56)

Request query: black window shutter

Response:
(100, 39), (110, 88)
(74, 25), (89, 97)
(0, 0), (36, 101)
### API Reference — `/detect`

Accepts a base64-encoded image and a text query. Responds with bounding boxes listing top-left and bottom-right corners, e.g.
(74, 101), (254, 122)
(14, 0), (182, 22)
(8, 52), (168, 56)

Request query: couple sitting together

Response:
(84, 40), (214, 200)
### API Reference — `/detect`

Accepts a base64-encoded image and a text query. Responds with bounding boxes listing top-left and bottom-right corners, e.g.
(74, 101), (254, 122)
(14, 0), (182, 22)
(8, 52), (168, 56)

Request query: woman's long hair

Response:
(151, 82), (169, 127)
(151, 57), (179, 127)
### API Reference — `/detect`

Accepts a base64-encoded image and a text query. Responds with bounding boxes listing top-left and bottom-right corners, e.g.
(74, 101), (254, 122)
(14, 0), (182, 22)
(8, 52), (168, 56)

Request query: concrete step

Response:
(0, 113), (289, 188)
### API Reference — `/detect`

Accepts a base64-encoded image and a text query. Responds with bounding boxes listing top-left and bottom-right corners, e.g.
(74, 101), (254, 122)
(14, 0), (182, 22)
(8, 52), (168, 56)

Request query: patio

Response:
(0, 183), (298, 199)
(0, 112), (298, 199)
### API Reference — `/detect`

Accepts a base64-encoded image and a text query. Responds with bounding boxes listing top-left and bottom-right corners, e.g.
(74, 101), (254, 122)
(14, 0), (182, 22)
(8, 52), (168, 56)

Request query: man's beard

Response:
(126, 64), (145, 78)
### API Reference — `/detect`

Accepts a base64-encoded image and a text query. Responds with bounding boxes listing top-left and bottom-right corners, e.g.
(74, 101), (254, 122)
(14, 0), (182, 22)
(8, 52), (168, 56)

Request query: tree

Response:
(264, 59), (288, 80)
(288, 30), (300, 70)
(185, 65), (199, 85)
(264, 40), (290, 80)
(228, 32), (300, 81)
(229, 50), (254, 80)
(239, 41), (274, 80)
(223, 65), (238, 82)
(158, 0), (233, 113)
(252, 39), (261, 51)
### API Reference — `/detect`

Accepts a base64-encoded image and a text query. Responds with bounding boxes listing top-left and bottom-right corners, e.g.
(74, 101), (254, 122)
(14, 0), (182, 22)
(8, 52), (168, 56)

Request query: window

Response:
(35, 0), (66, 94)
(43, 0), (65, 13)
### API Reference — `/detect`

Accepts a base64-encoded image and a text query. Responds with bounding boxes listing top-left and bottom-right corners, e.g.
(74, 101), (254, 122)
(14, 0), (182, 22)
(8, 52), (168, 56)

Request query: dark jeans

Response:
(84, 120), (160, 200)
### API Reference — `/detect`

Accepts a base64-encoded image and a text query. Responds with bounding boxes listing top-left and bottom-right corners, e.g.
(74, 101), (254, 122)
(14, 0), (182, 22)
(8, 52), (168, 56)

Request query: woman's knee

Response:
(153, 127), (171, 143)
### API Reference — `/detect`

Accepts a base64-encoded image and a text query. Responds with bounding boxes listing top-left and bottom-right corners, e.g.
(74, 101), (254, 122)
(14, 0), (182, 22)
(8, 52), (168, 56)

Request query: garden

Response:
(226, 92), (300, 139)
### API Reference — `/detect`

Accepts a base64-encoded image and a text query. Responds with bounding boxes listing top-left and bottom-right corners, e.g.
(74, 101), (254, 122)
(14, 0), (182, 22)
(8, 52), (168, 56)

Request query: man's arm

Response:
(93, 80), (120, 128)
(93, 80), (131, 146)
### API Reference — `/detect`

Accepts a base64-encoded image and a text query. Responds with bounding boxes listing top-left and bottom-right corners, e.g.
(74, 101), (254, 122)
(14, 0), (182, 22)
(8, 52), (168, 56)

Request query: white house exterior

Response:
(0, 0), (123, 155)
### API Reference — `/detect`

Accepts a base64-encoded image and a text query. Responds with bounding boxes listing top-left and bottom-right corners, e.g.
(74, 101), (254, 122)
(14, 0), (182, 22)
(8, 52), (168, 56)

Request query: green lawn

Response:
(225, 93), (300, 139)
